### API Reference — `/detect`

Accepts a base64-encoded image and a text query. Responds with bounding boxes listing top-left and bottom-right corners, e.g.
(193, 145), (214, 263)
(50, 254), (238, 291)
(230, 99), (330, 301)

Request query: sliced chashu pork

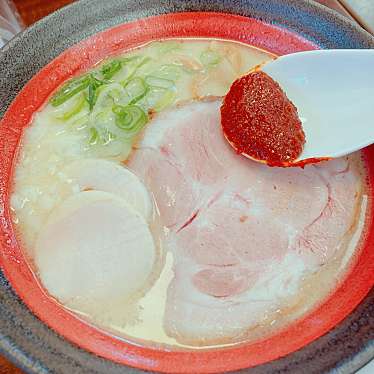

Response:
(128, 99), (362, 345)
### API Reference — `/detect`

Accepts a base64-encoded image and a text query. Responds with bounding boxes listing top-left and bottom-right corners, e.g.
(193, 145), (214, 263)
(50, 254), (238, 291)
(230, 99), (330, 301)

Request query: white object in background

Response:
(340, 0), (374, 35)
(0, 0), (23, 48)
(261, 49), (374, 163)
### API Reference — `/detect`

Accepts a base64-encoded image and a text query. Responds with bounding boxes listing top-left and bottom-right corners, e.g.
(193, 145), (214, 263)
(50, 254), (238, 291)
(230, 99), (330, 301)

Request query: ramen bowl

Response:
(0, 1), (373, 373)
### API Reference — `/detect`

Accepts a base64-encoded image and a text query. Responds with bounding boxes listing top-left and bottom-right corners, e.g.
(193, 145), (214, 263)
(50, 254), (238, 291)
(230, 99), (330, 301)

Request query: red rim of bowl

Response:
(0, 12), (373, 373)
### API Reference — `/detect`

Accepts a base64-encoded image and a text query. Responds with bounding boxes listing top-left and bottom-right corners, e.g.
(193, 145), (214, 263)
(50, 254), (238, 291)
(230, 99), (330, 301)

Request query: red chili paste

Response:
(221, 71), (306, 166)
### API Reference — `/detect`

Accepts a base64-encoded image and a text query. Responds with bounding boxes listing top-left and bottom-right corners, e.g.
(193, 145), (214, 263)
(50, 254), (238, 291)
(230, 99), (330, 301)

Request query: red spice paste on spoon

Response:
(221, 71), (306, 167)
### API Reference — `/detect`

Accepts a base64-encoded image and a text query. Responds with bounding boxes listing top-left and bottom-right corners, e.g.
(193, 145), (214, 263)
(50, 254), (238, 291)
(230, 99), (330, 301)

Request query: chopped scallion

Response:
(152, 64), (182, 80)
(88, 127), (99, 145)
(153, 89), (176, 112)
(55, 94), (87, 121)
(122, 56), (152, 83)
(200, 50), (221, 67)
(124, 77), (149, 105)
(50, 75), (91, 107)
(101, 60), (122, 80)
(86, 75), (105, 111)
(145, 76), (175, 90)
(113, 104), (148, 137)
(102, 129), (117, 145)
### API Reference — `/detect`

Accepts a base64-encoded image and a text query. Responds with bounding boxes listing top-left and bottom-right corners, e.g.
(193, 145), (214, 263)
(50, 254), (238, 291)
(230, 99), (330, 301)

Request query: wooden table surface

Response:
(0, 0), (370, 373)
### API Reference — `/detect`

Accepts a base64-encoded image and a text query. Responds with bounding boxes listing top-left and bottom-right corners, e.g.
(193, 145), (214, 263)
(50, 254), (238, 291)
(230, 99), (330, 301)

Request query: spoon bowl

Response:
(261, 49), (374, 164)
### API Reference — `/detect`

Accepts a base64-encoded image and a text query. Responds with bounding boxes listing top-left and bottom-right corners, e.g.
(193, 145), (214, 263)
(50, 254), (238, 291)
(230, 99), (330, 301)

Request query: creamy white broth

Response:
(11, 39), (367, 348)
(11, 39), (273, 249)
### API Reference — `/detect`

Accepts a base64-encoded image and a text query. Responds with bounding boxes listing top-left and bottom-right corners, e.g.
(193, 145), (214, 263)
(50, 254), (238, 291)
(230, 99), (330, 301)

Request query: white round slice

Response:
(62, 158), (153, 221)
(34, 190), (156, 306)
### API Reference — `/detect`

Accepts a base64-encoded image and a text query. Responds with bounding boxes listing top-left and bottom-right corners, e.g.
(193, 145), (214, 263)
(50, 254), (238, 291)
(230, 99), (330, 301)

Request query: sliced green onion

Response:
(101, 60), (122, 80)
(94, 107), (113, 123)
(142, 86), (175, 111)
(55, 94), (87, 121)
(200, 50), (221, 67)
(70, 114), (89, 129)
(86, 75), (105, 111)
(122, 56), (152, 83)
(113, 104), (148, 137)
(124, 77), (149, 105)
(152, 64), (182, 80)
(108, 88), (123, 101)
(87, 83), (96, 111)
(93, 83), (127, 111)
(145, 75), (175, 89)
(112, 105), (124, 116)
(101, 128), (117, 145)
(153, 89), (176, 112)
(50, 75), (91, 107)
(88, 127), (99, 145)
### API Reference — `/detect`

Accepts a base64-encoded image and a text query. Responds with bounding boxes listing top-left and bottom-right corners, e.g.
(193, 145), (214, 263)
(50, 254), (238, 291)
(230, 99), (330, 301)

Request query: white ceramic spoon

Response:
(260, 49), (374, 164)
